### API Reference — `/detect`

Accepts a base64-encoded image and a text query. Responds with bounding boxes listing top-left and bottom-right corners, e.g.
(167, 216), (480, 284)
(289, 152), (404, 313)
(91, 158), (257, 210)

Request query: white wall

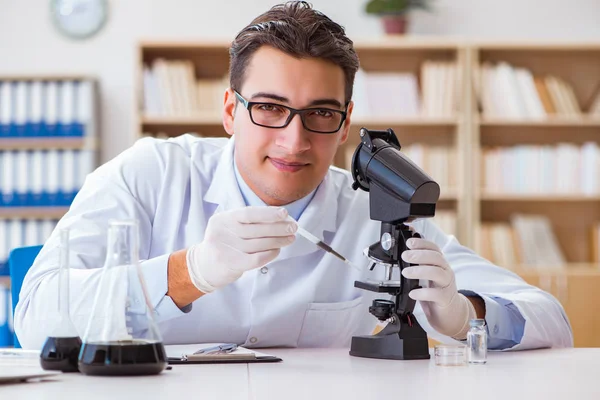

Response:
(1, 0), (599, 161)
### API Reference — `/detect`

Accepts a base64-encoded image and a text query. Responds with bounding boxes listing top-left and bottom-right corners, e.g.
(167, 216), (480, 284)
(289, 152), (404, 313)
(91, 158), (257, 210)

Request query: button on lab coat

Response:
(14, 135), (573, 350)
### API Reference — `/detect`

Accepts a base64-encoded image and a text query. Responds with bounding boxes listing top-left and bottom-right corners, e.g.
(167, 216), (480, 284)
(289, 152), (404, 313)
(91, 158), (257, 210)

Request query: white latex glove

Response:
(186, 206), (297, 293)
(401, 237), (477, 340)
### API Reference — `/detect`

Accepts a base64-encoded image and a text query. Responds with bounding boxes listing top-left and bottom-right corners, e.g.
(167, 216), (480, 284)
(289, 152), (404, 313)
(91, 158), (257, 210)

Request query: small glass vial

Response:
(467, 319), (487, 364)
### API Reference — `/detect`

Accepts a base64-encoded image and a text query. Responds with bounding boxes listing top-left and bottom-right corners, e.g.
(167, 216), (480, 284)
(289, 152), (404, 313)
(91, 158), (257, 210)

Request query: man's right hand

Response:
(186, 206), (297, 294)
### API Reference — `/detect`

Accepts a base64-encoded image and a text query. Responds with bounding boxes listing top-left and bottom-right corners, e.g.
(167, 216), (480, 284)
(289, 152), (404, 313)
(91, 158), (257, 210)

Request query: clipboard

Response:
(166, 344), (282, 365)
(167, 355), (282, 364)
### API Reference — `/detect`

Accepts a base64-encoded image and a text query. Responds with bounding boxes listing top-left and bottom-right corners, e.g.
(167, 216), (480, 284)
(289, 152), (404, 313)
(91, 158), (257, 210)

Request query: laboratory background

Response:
(1, 0), (600, 351)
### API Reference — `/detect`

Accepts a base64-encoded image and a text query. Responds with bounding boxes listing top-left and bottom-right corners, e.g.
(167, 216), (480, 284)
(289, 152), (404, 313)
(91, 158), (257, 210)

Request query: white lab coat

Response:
(15, 135), (573, 350)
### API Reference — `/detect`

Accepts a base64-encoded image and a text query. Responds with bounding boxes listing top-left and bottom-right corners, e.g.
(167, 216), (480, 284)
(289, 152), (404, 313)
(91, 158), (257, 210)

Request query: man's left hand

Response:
(401, 237), (477, 340)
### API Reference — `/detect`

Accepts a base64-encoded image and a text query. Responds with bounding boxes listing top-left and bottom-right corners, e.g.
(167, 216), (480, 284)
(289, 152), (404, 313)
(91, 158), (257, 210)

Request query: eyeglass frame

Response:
(234, 90), (349, 134)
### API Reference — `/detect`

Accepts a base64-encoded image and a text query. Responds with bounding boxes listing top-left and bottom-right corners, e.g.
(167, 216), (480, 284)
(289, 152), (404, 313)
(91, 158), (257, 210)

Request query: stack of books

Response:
(143, 59), (228, 116)
(479, 214), (566, 269)
(476, 61), (588, 119)
(482, 142), (600, 195)
(352, 61), (459, 119)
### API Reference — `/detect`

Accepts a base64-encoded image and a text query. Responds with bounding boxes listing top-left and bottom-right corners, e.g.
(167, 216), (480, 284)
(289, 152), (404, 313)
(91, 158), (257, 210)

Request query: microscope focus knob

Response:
(380, 232), (395, 251)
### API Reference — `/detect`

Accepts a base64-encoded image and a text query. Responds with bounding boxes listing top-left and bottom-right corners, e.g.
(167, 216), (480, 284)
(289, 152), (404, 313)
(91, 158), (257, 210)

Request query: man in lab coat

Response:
(15, 2), (572, 350)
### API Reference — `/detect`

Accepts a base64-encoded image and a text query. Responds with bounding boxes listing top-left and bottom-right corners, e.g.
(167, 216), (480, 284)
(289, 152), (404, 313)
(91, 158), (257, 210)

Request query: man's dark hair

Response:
(229, 1), (359, 104)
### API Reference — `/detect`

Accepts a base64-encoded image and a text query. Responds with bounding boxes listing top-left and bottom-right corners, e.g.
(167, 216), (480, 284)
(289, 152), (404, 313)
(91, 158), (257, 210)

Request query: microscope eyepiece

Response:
(350, 128), (440, 223)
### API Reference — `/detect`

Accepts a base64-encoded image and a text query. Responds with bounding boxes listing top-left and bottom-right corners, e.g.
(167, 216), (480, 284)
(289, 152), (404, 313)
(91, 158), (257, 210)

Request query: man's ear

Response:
(339, 100), (353, 145)
(222, 88), (236, 136)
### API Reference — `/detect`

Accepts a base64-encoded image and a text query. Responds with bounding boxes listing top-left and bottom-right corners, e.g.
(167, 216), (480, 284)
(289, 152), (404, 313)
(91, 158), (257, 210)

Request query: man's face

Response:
(223, 46), (353, 206)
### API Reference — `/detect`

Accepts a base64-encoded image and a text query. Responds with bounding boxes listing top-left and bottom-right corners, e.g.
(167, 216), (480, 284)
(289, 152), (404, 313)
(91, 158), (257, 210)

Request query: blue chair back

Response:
(8, 245), (43, 348)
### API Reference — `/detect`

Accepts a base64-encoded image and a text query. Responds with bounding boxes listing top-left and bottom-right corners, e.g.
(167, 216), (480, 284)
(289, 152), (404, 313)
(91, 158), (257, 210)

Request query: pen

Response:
(0, 349), (40, 358)
(192, 343), (238, 355)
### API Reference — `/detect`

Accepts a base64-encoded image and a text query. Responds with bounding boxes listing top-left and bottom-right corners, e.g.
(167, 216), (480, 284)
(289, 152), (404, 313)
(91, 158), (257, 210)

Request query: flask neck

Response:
(54, 229), (78, 337)
(104, 222), (139, 268)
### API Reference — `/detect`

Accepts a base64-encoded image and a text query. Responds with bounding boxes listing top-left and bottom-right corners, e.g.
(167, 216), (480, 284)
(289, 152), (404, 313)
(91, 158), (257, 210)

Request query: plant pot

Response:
(381, 14), (408, 35)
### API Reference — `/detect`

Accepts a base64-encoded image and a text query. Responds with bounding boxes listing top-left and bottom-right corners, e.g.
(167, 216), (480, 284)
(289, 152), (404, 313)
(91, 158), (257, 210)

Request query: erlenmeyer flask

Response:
(40, 228), (82, 372)
(78, 220), (167, 376)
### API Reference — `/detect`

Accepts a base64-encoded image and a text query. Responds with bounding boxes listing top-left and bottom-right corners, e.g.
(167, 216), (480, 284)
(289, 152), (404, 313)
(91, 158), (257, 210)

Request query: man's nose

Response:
(275, 113), (311, 153)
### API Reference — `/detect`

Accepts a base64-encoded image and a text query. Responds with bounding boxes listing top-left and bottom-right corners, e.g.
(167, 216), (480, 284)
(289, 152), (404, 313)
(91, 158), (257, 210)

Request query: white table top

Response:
(1, 347), (599, 399)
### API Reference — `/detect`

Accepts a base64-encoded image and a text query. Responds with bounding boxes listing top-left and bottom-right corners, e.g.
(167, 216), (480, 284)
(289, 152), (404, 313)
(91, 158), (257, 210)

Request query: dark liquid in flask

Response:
(78, 340), (167, 376)
(40, 336), (82, 372)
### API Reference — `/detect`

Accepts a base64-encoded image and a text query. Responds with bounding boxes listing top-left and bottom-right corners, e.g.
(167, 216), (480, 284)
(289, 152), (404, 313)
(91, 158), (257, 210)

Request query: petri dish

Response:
(434, 344), (467, 366)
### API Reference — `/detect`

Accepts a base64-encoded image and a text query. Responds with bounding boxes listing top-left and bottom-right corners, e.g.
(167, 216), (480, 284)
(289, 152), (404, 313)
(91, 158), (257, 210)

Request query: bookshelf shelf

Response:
(480, 193), (600, 202)
(352, 116), (459, 126)
(141, 38), (464, 51)
(479, 126), (600, 147)
(354, 37), (464, 50)
(471, 41), (600, 51)
(0, 207), (69, 219)
(0, 137), (94, 150)
(0, 75), (97, 82)
(479, 117), (600, 127)
(514, 264), (600, 276)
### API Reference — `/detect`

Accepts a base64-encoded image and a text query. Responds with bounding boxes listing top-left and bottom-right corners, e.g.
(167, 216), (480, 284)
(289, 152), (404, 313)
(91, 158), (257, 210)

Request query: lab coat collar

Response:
(203, 137), (247, 211)
(202, 136), (339, 260)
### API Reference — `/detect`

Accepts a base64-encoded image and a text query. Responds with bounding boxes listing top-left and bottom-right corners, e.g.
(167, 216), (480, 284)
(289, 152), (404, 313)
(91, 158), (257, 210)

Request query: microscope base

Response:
(350, 334), (430, 360)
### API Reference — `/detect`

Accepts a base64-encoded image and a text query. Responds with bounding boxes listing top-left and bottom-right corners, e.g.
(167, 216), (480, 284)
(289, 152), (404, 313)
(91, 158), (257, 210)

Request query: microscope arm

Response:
(393, 225), (421, 319)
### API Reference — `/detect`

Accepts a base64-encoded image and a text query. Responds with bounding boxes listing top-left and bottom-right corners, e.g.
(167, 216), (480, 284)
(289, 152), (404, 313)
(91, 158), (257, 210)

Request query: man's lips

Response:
(268, 157), (309, 172)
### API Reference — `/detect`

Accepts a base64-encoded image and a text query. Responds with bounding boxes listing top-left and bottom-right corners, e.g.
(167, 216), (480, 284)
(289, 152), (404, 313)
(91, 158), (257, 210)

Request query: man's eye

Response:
(310, 109), (333, 118)
(257, 104), (283, 113)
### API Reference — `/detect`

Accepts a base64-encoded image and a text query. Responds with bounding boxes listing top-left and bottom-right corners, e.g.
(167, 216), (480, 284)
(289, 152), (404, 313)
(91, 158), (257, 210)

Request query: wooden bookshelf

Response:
(137, 38), (469, 242)
(136, 39), (600, 346)
(470, 43), (600, 347)
(470, 43), (600, 260)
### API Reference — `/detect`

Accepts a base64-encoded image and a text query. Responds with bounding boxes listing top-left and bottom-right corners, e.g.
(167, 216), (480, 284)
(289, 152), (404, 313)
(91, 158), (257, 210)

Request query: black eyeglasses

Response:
(234, 91), (348, 134)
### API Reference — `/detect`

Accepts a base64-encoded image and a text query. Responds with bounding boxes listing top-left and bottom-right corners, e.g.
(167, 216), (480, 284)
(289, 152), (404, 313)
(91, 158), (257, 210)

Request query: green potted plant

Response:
(365, 0), (433, 34)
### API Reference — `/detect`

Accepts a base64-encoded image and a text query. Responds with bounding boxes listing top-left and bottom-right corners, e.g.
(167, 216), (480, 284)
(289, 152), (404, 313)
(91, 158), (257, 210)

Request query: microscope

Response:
(349, 128), (440, 360)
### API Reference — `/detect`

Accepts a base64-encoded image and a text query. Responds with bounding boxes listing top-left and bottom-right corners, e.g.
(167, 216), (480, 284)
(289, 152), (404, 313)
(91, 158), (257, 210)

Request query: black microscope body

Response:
(349, 128), (440, 360)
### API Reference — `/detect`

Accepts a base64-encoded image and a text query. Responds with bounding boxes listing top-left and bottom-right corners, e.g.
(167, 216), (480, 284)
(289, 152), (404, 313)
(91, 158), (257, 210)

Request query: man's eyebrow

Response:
(250, 92), (289, 103)
(250, 92), (343, 109)
(307, 99), (343, 108)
